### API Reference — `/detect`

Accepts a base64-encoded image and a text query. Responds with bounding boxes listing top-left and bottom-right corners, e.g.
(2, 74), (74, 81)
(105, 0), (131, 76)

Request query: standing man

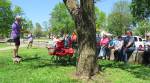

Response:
(11, 16), (22, 59)
(122, 31), (135, 64)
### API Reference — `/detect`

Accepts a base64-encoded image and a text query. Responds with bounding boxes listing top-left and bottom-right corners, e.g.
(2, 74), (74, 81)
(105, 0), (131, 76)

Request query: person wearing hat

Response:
(11, 16), (23, 61)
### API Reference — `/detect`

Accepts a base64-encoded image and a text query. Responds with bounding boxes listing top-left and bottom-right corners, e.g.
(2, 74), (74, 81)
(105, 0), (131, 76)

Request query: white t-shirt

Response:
(115, 40), (124, 50)
(28, 34), (33, 42)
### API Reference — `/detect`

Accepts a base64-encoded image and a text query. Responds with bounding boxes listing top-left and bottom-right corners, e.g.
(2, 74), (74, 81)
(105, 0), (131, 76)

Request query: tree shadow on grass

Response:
(22, 54), (76, 68)
(35, 59), (77, 68)
(22, 54), (41, 62)
(100, 60), (150, 80)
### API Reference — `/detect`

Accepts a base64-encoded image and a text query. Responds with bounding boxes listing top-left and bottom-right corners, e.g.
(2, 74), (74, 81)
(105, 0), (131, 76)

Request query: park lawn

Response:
(0, 43), (8, 48)
(100, 60), (150, 83)
(0, 47), (150, 83)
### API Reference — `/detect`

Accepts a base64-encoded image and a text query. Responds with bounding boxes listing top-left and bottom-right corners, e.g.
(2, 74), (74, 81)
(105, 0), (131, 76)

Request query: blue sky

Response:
(11, 0), (131, 27)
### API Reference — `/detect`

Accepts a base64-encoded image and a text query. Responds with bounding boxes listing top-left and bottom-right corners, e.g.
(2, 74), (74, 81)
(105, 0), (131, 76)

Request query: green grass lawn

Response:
(0, 48), (150, 83)
(0, 43), (8, 48)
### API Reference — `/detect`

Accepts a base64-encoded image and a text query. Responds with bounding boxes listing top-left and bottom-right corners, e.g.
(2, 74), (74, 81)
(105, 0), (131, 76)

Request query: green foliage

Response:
(0, 0), (14, 37)
(34, 23), (43, 37)
(131, 0), (150, 21)
(95, 7), (106, 31)
(42, 21), (50, 36)
(22, 19), (33, 31)
(107, 0), (133, 36)
(50, 3), (75, 34)
(134, 20), (150, 36)
(0, 0), (27, 37)
(13, 5), (24, 16)
(50, 3), (106, 34)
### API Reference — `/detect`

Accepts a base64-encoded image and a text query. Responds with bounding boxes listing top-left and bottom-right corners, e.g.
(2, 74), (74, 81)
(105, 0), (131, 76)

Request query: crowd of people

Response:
(46, 30), (150, 64)
(96, 31), (150, 64)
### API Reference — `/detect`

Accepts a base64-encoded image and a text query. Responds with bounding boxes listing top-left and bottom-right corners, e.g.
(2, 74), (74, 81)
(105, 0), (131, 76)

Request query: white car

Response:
(133, 36), (144, 51)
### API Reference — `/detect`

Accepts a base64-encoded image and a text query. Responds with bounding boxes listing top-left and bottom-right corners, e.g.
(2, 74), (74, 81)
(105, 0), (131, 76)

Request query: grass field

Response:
(0, 43), (8, 48)
(0, 47), (150, 83)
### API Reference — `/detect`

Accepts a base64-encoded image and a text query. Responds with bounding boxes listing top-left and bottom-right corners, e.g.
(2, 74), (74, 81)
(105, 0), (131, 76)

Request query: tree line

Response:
(1, 0), (150, 38)
(50, 0), (150, 37)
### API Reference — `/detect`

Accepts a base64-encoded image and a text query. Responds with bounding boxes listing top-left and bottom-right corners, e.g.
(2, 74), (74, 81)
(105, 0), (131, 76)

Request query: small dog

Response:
(12, 57), (22, 63)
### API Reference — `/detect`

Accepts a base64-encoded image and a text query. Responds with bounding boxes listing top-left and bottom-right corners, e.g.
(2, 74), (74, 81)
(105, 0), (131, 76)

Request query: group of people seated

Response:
(96, 31), (150, 64)
(46, 31), (150, 64)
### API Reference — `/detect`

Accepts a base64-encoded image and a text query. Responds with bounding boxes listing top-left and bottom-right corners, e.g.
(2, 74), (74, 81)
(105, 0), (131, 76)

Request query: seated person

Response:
(108, 36), (117, 60)
(115, 36), (124, 61)
(122, 31), (135, 64)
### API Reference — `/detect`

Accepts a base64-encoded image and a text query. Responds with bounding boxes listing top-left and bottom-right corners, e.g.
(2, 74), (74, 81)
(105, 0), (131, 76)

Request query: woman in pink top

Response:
(100, 35), (109, 46)
(98, 35), (110, 59)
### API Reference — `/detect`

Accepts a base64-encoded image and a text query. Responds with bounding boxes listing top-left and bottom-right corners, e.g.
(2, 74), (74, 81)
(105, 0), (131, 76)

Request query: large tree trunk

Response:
(63, 0), (99, 79)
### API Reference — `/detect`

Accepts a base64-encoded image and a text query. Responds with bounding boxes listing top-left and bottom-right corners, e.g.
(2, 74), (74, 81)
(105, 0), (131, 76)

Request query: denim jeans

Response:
(122, 47), (135, 63)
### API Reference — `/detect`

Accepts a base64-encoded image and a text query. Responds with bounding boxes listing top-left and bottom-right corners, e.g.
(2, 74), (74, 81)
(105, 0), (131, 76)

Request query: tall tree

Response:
(50, 3), (75, 34)
(0, 0), (14, 37)
(107, 0), (133, 36)
(43, 21), (50, 37)
(13, 5), (24, 16)
(43, 21), (49, 31)
(63, 0), (99, 79)
(131, 0), (150, 21)
(34, 23), (43, 38)
(134, 20), (150, 36)
(131, 0), (150, 36)
(50, 2), (104, 34)
(27, 20), (34, 31)
(95, 7), (106, 31)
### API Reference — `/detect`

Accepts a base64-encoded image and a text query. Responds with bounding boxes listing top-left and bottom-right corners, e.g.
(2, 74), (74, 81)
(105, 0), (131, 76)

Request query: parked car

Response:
(122, 36), (144, 51)
(134, 36), (144, 51)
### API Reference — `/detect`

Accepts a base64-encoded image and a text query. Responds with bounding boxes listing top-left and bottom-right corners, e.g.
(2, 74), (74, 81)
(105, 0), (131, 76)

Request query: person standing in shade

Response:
(11, 16), (22, 59)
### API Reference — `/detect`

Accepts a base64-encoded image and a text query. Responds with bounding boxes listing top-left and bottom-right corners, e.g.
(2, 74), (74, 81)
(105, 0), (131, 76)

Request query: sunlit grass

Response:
(0, 48), (150, 83)
(0, 43), (8, 48)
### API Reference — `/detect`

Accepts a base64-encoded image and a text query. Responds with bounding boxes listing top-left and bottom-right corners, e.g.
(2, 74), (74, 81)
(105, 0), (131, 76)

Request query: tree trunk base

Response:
(76, 64), (100, 79)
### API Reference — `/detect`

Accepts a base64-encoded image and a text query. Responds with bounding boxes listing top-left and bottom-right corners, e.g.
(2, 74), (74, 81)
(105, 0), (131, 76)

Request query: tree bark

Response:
(63, 0), (99, 79)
